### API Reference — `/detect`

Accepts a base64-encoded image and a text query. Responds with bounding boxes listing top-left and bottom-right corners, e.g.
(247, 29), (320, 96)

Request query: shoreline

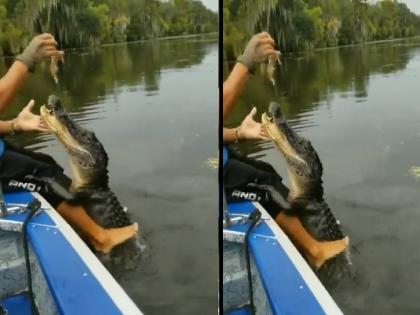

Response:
(223, 35), (420, 63)
(0, 32), (219, 58)
(314, 35), (420, 52)
(102, 32), (218, 47)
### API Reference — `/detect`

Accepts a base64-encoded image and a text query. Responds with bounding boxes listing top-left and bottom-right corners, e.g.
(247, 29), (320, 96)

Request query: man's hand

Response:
(14, 100), (48, 133)
(238, 107), (268, 141)
(237, 32), (280, 73)
(16, 33), (64, 72)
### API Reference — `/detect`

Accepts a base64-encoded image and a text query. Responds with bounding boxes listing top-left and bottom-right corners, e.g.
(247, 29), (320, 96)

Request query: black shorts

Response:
(0, 141), (71, 208)
(223, 149), (289, 218)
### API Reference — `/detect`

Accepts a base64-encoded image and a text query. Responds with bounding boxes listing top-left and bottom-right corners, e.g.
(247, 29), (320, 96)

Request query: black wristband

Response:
(15, 55), (35, 73)
(237, 54), (256, 74)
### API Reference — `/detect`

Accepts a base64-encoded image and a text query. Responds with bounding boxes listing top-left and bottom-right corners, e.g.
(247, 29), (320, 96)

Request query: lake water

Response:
(1, 35), (218, 314)
(224, 37), (420, 314)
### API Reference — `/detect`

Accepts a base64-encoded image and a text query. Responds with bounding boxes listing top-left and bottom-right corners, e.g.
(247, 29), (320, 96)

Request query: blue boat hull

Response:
(0, 191), (142, 315)
(223, 201), (343, 315)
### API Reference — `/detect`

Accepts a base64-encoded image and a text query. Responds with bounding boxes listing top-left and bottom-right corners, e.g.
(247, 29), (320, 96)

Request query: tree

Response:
(223, 0), (420, 61)
(0, 0), (218, 55)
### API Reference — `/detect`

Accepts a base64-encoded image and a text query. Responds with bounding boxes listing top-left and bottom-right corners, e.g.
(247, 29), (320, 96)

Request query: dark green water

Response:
(224, 37), (420, 314)
(1, 35), (218, 314)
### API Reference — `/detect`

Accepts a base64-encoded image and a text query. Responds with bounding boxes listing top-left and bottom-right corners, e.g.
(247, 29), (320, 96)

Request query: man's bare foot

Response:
(306, 237), (349, 270)
(93, 223), (138, 254)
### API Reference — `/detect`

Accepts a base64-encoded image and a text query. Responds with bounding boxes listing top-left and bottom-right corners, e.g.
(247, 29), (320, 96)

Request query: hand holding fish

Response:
(237, 107), (269, 141)
(237, 32), (280, 74)
(16, 33), (64, 72)
(13, 99), (48, 133)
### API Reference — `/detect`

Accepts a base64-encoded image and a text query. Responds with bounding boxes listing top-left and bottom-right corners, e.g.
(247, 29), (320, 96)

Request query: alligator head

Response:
(262, 102), (324, 202)
(41, 95), (109, 190)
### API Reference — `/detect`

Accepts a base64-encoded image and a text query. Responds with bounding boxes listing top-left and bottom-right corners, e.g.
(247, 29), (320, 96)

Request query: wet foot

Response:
(93, 223), (138, 254)
(306, 237), (349, 270)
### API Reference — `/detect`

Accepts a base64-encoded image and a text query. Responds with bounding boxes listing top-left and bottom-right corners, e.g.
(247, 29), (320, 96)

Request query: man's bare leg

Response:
(275, 212), (349, 269)
(56, 201), (137, 254)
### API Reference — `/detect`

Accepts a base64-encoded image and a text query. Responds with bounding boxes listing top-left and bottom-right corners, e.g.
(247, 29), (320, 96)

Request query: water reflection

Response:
(224, 38), (417, 128)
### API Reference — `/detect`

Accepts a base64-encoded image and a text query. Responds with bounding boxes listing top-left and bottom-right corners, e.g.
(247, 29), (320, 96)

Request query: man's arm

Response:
(0, 33), (64, 113)
(0, 62), (29, 112)
(0, 119), (18, 136)
(223, 127), (239, 143)
(223, 32), (278, 118)
(222, 33), (280, 144)
(223, 63), (249, 118)
(223, 107), (268, 143)
(0, 99), (48, 135)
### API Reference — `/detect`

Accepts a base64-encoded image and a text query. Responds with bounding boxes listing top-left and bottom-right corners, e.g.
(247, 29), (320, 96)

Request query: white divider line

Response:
(253, 202), (343, 315)
(33, 193), (143, 315)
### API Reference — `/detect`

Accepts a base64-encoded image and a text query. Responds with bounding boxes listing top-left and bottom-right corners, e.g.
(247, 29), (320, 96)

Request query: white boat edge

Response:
(33, 192), (143, 315)
(252, 202), (343, 315)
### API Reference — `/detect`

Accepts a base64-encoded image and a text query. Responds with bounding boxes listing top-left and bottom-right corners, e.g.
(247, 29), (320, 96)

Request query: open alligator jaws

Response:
(261, 102), (351, 279)
(40, 95), (143, 273)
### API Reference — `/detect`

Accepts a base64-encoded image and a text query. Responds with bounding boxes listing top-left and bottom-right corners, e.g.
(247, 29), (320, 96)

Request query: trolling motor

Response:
(0, 201), (8, 218)
(222, 189), (252, 228)
(222, 189), (233, 227)
(222, 146), (250, 227)
(0, 181), (8, 218)
(0, 178), (45, 218)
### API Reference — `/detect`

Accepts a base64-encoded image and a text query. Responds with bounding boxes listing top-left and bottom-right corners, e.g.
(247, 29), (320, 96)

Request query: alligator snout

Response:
(47, 94), (64, 112)
(268, 102), (287, 124)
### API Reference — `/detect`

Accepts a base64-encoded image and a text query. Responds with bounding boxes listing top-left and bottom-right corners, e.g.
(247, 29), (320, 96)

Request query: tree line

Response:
(224, 0), (420, 60)
(0, 0), (218, 55)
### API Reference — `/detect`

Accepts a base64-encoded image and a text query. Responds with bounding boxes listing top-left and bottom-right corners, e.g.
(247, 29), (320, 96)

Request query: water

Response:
(224, 37), (420, 314)
(1, 35), (218, 314)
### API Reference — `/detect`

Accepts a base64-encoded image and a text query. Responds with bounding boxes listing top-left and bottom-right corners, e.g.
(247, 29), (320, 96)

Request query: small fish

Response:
(267, 52), (281, 86)
(50, 54), (64, 84)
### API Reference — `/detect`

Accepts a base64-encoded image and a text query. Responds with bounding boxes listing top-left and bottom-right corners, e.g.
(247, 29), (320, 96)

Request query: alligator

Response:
(40, 95), (143, 273)
(261, 102), (352, 280)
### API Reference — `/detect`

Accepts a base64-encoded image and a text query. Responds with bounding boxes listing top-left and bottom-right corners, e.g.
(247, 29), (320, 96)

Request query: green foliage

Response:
(90, 3), (112, 42)
(305, 6), (324, 46)
(0, 0), (218, 55)
(224, 0), (420, 59)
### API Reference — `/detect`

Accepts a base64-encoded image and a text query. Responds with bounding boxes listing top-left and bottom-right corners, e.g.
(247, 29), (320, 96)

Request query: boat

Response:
(0, 191), (143, 315)
(222, 147), (343, 315)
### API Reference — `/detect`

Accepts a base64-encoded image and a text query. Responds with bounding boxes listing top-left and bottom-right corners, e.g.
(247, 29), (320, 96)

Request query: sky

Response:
(200, 0), (218, 12)
(400, 0), (420, 14)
